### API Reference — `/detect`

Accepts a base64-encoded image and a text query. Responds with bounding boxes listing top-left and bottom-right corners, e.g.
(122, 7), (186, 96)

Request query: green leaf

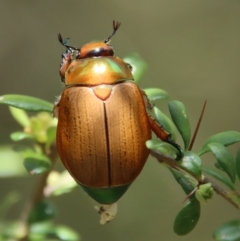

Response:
(213, 220), (240, 241)
(235, 149), (240, 180)
(10, 132), (34, 141)
(0, 94), (53, 112)
(152, 106), (176, 140)
(123, 53), (148, 83)
(28, 201), (55, 224)
(23, 152), (51, 174)
(168, 100), (191, 150)
(0, 145), (27, 177)
(173, 198), (200, 235)
(27, 112), (56, 144)
(146, 139), (181, 159)
(208, 143), (236, 183)
(146, 139), (161, 149)
(170, 168), (196, 197)
(29, 221), (53, 240)
(51, 225), (80, 241)
(202, 166), (235, 190)
(214, 161), (225, 172)
(199, 131), (240, 156)
(144, 88), (169, 101)
(9, 106), (30, 127)
(46, 126), (57, 150)
(180, 151), (202, 180)
(45, 171), (77, 197)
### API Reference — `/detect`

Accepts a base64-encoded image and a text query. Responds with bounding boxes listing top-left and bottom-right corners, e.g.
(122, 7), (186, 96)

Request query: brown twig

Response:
(18, 145), (59, 241)
(150, 149), (240, 210)
(150, 149), (201, 181)
(201, 176), (239, 209)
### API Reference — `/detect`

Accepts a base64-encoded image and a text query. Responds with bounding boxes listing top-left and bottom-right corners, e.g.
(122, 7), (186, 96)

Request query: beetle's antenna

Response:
(58, 33), (79, 52)
(104, 20), (121, 43)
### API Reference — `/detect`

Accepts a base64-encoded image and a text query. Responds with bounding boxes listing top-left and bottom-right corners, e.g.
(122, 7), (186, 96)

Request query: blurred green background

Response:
(0, 1), (239, 240)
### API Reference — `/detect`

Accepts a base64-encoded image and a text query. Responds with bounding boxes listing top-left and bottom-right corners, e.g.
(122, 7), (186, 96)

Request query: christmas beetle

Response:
(54, 21), (183, 207)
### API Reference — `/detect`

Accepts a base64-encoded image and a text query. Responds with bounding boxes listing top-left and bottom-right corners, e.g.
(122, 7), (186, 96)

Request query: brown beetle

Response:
(54, 21), (183, 205)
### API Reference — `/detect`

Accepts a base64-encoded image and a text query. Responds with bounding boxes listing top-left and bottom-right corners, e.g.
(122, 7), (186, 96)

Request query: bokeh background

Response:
(0, 1), (240, 240)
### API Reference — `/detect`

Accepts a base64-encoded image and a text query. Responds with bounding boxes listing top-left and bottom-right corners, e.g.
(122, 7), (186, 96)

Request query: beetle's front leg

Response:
(59, 52), (72, 82)
(148, 115), (184, 160)
(141, 90), (184, 160)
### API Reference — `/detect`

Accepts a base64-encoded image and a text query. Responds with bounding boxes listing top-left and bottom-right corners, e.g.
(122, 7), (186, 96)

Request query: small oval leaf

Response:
(170, 168), (196, 197)
(168, 100), (191, 150)
(174, 199), (200, 235)
(29, 221), (53, 240)
(208, 143), (236, 183)
(180, 151), (202, 180)
(0, 145), (27, 177)
(52, 225), (80, 241)
(9, 106), (30, 127)
(0, 94), (53, 112)
(199, 131), (240, 156)
(45, 171), (77, 197)
(10, 132), (34, 142)
(146, 139), (180, 159)
(144, 88), (169, 101)
(24, 153), (51, 174)
(123, 53), (148, 83)
(213, 220), (240, 241)
(146, 139), (161, 149)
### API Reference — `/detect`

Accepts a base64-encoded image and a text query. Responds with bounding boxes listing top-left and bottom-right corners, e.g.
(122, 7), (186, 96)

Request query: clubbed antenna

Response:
(104, 20), (121, 43)
(58, 33), (79, 52)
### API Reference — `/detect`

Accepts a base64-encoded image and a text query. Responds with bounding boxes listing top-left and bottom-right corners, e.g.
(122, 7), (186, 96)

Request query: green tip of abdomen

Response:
(79, 183), (131, 204)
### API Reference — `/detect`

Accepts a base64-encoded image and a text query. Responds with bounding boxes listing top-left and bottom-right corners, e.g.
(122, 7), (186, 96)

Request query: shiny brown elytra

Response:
(57, 81), (151, 187)
(54, 21), (183, 204)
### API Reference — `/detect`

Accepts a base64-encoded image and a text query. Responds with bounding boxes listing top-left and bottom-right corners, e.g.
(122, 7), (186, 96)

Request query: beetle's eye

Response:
(126, 63), (133, 71)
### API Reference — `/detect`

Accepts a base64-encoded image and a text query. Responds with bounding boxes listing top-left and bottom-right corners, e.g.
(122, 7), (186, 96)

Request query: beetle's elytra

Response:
(55, 21), (183, 205)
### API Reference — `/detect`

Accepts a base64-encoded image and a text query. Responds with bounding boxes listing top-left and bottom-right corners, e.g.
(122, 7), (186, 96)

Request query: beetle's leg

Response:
(148, 114), (170, 140)
(148, 115), (184, 160)
(141, 90), (184, 160)
(140, 89), (154, 109)
(59, 52), (72, 82)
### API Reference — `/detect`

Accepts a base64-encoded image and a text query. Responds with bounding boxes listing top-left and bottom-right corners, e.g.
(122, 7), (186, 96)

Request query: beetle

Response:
(54, 21), (183, 206)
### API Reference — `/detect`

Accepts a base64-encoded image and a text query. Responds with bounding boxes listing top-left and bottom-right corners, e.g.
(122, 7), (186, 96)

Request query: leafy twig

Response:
(150, 149), (240, 210)
(18, 145), (58, 240)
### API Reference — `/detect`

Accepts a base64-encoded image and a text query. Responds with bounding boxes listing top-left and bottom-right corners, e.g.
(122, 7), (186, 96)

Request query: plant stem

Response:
(18, 145), (58, 241)
(150, 149), (240, 210)
(201, 176), (239, 209)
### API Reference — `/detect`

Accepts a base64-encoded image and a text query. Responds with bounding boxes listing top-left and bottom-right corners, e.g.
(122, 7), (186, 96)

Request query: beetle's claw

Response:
(166, 139), (184, 160)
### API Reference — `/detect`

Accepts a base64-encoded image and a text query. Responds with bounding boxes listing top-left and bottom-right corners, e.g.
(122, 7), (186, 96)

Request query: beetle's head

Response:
(58, 21), (121, 59)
